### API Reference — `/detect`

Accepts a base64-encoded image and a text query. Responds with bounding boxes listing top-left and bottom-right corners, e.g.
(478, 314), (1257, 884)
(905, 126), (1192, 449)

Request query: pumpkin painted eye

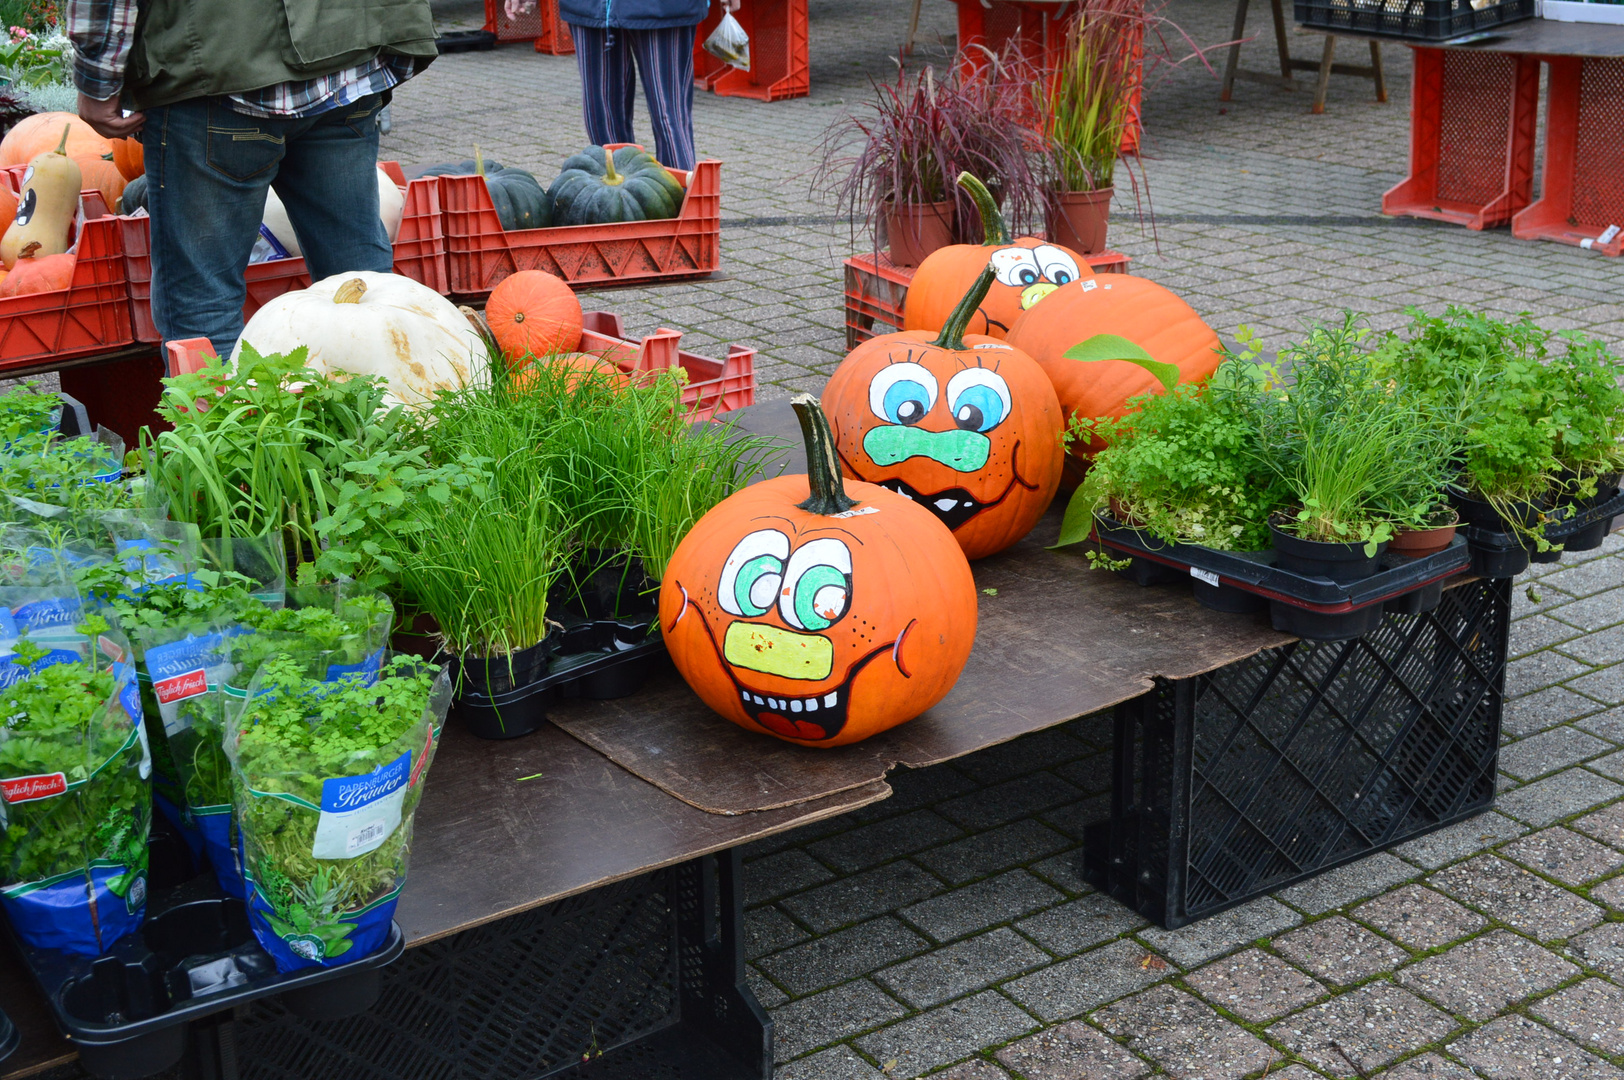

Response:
(718, 529), (790, 617)
(1033, 246), (1081, 287)
(779, 538), (853, 631)
(868, 362), (938, 426)
(989, 248), (1042, 289)
(945, 368), (1012, 433)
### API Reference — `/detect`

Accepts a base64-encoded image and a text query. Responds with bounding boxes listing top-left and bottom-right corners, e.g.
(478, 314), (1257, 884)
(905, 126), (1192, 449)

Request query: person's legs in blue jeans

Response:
(570, 24), (638, 146)
(628, 26), (696, 169)
(272, 94), (392, 283)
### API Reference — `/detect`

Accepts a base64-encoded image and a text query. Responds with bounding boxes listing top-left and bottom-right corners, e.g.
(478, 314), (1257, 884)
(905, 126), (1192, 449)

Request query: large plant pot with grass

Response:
(1046, 188), (1112, 255)
(449, 635), (557, 740)
(1269, 517), (1387, 583)
(886, 200), (955, 268)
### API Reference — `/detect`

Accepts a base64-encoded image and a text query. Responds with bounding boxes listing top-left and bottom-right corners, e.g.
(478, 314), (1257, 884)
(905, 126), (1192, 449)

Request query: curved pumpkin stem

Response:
(930, 264), (996, 351)
(474, 144), (486, 177)
(54, 124), (70, 156)
(957, 172), (1009, 247)
(333, 278), (368, 304)
(792, 393), (859, 516)
(603, 146), (623, 186)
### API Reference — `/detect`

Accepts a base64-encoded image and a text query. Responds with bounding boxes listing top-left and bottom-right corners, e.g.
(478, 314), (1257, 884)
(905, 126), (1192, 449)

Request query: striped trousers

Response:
(568, 24), (698, 170)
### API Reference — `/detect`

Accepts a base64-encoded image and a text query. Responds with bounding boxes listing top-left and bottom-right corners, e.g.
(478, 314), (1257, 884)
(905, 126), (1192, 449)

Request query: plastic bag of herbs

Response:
(1, 429), (134, 542)
(0, 615), (151, 956)
(0, 384), (64, 456)
(225, 650), (449, 971)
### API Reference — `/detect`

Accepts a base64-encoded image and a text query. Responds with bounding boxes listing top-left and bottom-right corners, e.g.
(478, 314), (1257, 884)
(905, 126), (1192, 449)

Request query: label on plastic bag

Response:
(144, 633), (229, 736)
(11, 597), (82, 634)
(325, 647), (384, 685)
(0, 648), (81, 691)
(312, 751), (411, 860)
(0, 772), (66, 803)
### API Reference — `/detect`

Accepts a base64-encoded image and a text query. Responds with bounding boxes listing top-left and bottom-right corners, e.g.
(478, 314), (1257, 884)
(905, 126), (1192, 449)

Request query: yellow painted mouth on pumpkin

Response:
(723, 621), (834, 681)
(1020, 282), (1058, 310)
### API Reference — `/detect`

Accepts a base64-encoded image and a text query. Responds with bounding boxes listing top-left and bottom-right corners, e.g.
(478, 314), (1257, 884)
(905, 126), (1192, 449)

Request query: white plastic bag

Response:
(704, 12), (751, 71)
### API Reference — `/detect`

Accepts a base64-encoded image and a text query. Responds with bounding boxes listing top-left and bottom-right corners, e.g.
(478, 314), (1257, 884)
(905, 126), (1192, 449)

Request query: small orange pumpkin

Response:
(658, 394), (977, 747)
(0, 184), (16, 237)
(1006, 276), (1223, 467)
(0, 113), (111, 168)
(485, 270), (583, 365)
(109, 138), (144, 182)
(510, 351), (625, 391)
(0, 248), (75, 297)
(903, 173), (1093, 339)
(73, 156), (127, 215)
(824, 265), (1064, 560)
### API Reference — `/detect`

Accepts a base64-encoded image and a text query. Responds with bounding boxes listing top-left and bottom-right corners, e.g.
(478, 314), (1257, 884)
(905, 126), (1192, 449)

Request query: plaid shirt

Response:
(67, 0), (416, 116)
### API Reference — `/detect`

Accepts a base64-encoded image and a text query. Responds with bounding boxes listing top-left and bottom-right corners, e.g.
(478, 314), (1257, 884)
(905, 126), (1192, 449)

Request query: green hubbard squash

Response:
(547, 145), (684, 227)
(419, 149), (551, 232)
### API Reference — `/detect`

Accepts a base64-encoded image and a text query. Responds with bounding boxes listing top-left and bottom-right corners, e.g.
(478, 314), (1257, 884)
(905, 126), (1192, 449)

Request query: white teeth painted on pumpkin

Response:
(825, 692), (839, 707)
(753, 694), (764, 705)
(790, 699), (803, 712)
(742, 690), (749, 701)
(934, 498), (958, 512)
(805, 697), (819, 712)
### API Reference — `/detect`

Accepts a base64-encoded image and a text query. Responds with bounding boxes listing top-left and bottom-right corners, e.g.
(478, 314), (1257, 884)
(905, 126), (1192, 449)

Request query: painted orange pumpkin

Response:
(1006, 276), (1223, 464)
(903, 173), (1092, 339)
(658, 394), (977, 747)
(824, 265), (1064, 560)
(485, 269), (584, 365)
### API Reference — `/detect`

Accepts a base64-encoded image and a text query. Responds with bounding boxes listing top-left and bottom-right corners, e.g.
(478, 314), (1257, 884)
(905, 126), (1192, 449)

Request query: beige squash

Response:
(1, 126), (81, 269)
(231, 271), (486, 408)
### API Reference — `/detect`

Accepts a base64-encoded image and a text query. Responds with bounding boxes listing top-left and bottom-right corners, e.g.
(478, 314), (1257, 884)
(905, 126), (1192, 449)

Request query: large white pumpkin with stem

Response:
(231, 272), (485, 408)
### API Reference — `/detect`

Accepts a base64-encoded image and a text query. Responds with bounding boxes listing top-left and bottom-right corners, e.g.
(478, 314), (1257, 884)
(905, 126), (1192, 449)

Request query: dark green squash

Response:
(418, 153), (552, 232)
(547, 146), (685, 227)
(118, 173), (146, 215)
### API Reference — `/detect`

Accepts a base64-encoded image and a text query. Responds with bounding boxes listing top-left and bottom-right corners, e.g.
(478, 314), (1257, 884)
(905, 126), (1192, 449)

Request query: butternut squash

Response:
(1, 126), (80, 269)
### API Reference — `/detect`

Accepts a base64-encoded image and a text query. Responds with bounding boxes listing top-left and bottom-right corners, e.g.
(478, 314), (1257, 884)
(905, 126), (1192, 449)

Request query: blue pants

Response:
(569, 25), (697, 170)
(140, 94), (393, 358)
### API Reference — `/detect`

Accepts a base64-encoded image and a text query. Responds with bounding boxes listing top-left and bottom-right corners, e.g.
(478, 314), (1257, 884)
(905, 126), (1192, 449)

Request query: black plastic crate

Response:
(1084, 577), (1508, 928)
(1294, 0), (1533, 42)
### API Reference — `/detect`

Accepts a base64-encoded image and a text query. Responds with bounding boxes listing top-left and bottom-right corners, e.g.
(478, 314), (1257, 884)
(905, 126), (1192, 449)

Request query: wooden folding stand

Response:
(1220, 0), (1386, 113)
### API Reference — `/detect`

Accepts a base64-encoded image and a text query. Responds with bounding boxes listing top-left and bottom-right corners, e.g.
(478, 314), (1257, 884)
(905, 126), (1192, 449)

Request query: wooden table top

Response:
(1320, 16), (1624, 56)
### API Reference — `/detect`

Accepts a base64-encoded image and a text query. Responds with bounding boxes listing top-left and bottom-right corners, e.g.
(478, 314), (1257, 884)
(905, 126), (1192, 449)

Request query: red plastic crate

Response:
(693, 0), (809, 100)
(842, 248), (1131, 349)
(437, 156), (721, 297)
(0, 182), (133, 374)
(534, 0), (575, 54)
(120, 161), (446, 343)
(577, 310), (755, 420)
(1383, 47), (1539, 230)
(483, 0), (540, 41)
(1511, 56), (1624, 256)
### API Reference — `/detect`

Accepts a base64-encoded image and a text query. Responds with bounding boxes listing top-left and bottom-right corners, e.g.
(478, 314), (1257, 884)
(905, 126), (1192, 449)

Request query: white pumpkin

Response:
(231, 272), (486, 408)
(261, 167), (406, 257)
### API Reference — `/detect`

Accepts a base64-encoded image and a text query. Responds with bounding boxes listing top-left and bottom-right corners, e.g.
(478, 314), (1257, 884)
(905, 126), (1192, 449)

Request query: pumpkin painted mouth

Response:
(862, 441), (1040, 533)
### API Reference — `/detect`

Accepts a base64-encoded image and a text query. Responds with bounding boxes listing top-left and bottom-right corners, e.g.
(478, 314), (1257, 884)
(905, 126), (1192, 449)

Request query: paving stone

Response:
(1502, 687), (1606, 738)
(952, 728), (1092, 785)
(1447, 1014), (1624, 1080)
(1495, 769), (1624, 828)
(774, 1045), (888, 1080)
(930, 1061), (1014, 1080)
(913, 819), (1072, 885)
(994, 1021), (1150, 1080)
(1548, 591), (1624, 633)
(1037, 793), (1113, 841)
(1499, 727), (1613, 781)
(1531, 977), (1624, 1056)
(1266, 982), (1458, 1078)
(1184, 948), (1326, 1022)
(1573, 801), (1624, 847)
(780, 862), (944, 934)
(874, 927), (1049, 1009)
(770, 980), (908, 1063)
(1027, 852), (1093, 895)
(852, 990), (1037, 1079)
(1569, 921), (1624, 980)
(748, 965), (788, 1009)
(1559, 621), (1624, 665)
(1352, 884), (1486, 951)
(1395, 929), (1580, 1021)
(936, 773), (1085, 831)
(1276, 853), (1417, 914)
(1578, 706), (1624, 743)
(1590, 750), (1624, 782)
(1003, 939), (1170, 1022)
(1507, 652), (1595, 698)
(848, 765), (979, 822)
(1569, 663), (1624, 706)
(1052, 752), (1114, 795)
(805, 810), (965, 874)
(1135, 897), (1303, 968)
(1540, 558), (1624, 599)
(1510, 614), (1585, 658)
(1253, 1069), (1330, 1080)
(1501, 826), (1624, 885)
(1273, 916), (1409, 986)
(1593, 874), (1624, 908)
(1375, 1052), (1479, 1079)
(758, 917), (930, 996)
(1093, 983), (1278, 1079)
(1390, 811), (1527, 869)
(1016, 893), (1147, 956)
(900, 871), (1063, 943)
(745, 849), (836, 906)
(747, 905), (810, 960)
(1430, 855), (1605, 941)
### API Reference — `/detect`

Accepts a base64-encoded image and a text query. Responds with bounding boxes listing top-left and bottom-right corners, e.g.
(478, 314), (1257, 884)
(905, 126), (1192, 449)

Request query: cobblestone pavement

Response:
(409, 3), (1624, 1078)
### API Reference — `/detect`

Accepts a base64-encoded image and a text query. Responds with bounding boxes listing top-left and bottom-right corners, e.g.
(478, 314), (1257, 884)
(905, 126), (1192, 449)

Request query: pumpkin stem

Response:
(957, 172), (1009, 246)
(333, 278), (368, 304)
(54, 124), (69, 156)
(930, 265), (996, 351)
(791, 393), (859, 516)
(474, 144), (485, 177)
(18, 241), (39, 260)
(602, 146), (622, 186)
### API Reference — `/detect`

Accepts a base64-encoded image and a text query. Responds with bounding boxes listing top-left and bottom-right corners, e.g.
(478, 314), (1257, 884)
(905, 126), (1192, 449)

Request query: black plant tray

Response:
(454, 616), (667, 708)
(2, 879), (404, 1080)
(1458, 486), (1624, 578)
(1094, 513), (1471, 614)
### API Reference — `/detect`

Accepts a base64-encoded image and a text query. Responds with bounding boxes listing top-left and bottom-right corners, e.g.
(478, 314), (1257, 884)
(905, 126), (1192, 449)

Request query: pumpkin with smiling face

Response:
(902, 173), (1092, 339)
(659, 395), (977, 747)
(824, 265), (1065, 560)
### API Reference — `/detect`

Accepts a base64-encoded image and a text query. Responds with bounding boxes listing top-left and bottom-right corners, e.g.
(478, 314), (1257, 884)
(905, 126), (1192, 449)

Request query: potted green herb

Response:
(1040, 6), (1138, 254)
(0, 618), (149, 956)
(226, 654), (449, 972)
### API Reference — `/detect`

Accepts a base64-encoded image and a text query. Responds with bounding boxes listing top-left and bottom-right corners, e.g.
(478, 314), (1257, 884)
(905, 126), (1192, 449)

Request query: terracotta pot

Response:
(1046, 187), (1113, 254)
(1388, 521), (1458, 558)
(885, 200), (954, 268)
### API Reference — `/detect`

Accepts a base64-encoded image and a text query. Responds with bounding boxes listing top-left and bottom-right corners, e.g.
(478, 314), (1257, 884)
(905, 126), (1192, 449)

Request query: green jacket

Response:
(125, 0), (438, 111)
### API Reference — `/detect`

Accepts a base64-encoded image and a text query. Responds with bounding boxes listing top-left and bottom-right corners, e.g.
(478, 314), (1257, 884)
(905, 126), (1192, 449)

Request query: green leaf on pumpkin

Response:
(1061, 334), (1181, 392)
(1050, 487), (1100, 549)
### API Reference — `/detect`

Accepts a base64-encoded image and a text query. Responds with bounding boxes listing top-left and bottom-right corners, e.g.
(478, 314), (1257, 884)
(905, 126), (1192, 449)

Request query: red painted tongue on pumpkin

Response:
(755, 712), (834, 740)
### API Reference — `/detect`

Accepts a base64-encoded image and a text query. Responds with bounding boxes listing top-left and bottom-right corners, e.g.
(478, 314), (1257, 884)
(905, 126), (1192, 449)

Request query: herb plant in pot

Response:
(1540, 333), (1624, 553)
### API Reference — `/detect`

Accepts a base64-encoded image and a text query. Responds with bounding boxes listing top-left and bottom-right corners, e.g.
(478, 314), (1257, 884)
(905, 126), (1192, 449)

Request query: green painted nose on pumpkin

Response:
(724, 620), (834, 681)
(862, 425), (990, 473)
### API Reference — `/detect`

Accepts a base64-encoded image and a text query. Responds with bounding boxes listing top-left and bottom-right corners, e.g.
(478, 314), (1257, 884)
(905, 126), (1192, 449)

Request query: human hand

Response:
(505, 0), (538, 18)
(722, 0), (741, 11)
(77, 92), (144, 139)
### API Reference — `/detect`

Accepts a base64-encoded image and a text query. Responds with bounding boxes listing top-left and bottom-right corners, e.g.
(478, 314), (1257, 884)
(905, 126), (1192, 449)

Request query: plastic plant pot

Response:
(1192, 579), (1267, 613)
(0, 1008), (18, 1066)
(1388, 514), (1459, 558)
(280, 965), (383, 1021)
(1448, 485), (1543, 531)
(1383, 579), (1444, 616)
(1561, 519), (1611, 553)
(1269, 519), (1387, 583)
(1116, 556), (1187, 589)
(1268, 599), (1385, 643)
(72, 1025), (188, 1080)
(450, 634), (557, 739)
